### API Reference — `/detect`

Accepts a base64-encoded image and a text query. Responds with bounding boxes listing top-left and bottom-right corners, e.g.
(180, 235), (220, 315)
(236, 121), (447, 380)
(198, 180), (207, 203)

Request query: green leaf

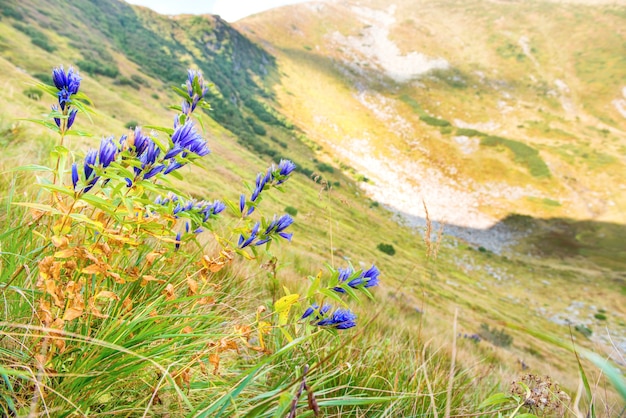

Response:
(144, 125), (174, 136)
(20, 118), (60, 133)
(69, 213), (104, 230)
(40, 183), (76, 197)
(479, 393), (512, 409)
(65, 129), (92, 137)
(80, 194), (114, 212)
(585, 352), (626, 401)
(306, 273), (322, 298)
(7, 164), (54, 173)
(11, 202), (62, 215)
(319, 288), (344, 304)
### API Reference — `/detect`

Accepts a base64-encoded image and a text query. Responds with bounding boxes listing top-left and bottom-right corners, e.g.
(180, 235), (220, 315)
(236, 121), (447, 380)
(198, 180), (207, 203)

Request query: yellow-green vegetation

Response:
(0, 0), (625, 416)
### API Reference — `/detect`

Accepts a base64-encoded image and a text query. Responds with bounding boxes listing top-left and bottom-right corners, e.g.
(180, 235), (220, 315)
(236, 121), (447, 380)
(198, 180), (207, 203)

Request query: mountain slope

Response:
(236, 0), (626, 247)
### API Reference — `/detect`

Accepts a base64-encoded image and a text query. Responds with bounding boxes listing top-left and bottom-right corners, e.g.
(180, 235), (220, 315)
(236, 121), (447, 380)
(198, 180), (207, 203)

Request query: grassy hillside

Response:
(0, 0), (625, 415)
(237, 0), (626, 225)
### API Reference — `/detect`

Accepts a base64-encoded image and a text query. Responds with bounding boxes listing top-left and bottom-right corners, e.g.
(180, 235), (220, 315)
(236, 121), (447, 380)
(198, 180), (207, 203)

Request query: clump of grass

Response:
(456, 128), (486, 137)
(284, 206), (298, 216)
(377, 243), (396, 256)
(23, 87), (43, 100)
(420, 115), (451, 127)
(480, 135), (551, 178)
(478, 323), (513, 348)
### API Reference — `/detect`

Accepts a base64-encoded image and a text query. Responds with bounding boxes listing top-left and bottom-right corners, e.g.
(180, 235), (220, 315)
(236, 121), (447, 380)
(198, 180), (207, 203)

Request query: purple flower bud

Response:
(51, 105), (61, 128)
(164, 159), (183, 175)
(144, 164), (165, 179)
(84, 150), (98, 180)
(98, 136), (118, 168)
(71, 163), (79, 190)
(175, 232), (182, 250)
(67, 108), (78, 129)
(239, 222), (260, 248)
(301, 303), (331, 320)
(239, 194), (246, 215)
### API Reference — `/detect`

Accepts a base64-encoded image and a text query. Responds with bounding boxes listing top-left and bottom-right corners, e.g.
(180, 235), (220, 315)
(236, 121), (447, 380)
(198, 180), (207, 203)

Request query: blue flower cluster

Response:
(181, 70), (209, 115)
(240, 159), (297, 217)
(67, 69), (211, 194)
(71, 136), (117, 193)
(238, 214), (294, 248)
(51, 66), (81, 132)
(333, 265), (380, 294)
(301, 304), (357, 330)
(156, 193), (224, 224)
(299, 264), (381, 331)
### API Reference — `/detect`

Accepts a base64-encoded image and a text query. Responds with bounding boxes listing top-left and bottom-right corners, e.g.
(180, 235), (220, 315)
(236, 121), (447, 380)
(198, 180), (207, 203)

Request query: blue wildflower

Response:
(71, 163), (79, 190)
(175, 231), (182, 251)
(333, 265), (380, 293)
(185, 69), (209, 113)
(131, 127), (151, 156)
(276, 159), (296, 184)
(316, 309), (357, 330)
(361, 264), (380, 288)
(52, 66), (81, 110)
(51, 105), (61, 128)
(301, 303), (331, 320)
(238, 222), (260, 248)
(98, 136), (118, 168)
(52, 66), (81, 95)
(250, 172), (268, 202)
(163, 159), (183, 175)
(67, 108), (78, 129)
(239, 194), (246, 215)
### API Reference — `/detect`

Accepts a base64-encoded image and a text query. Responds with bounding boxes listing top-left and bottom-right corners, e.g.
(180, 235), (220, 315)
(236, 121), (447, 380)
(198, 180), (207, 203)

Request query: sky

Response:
(124, 0), (312, 22)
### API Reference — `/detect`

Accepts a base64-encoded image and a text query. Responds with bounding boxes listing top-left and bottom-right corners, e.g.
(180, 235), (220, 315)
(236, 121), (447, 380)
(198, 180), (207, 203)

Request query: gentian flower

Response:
(276, 159), (296, 184)
(71, 163), (79, 190)
(175, 232), (182, 251)
(51, 105), (61, 128)
(52, 66), (81, 110)
(238, 222), (260, 248)
(316, 309), (357, 330)
(98, 136), (118, 168)
(301, 303), (331, 320)
(333, 264), (380, 293)
(67, 108), (78, 129)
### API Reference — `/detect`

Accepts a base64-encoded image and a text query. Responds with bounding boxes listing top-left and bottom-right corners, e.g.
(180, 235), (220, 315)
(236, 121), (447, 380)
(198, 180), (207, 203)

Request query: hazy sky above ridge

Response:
(124, 0), (312, 22)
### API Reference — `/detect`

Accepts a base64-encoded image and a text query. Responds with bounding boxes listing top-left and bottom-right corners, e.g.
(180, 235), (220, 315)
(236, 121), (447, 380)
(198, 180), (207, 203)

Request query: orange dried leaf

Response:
(51, 235), (69, 249)
(187, 278), (198, 295)
(54, 248), (74, 259)
(38, 300), (53, 326)
(141, 275), (164, 286)
(197, 296), (215, 305)
(209, 353), (220, 375)
(122, 297), (133, 311)
(234, 324), (251, 338)
(182, 326), (193, 334)
(107, 271), (125, 284)
(95, 291), (119, 300)
(163, 283), (175, 300)
(145, 251), (164, 265)
(62, 307), (83, 321)
(82, 264), (103, 275)
(45, 279), (64, 308)
(174, 368), (191, 389)
(88, 297), (108, 319)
